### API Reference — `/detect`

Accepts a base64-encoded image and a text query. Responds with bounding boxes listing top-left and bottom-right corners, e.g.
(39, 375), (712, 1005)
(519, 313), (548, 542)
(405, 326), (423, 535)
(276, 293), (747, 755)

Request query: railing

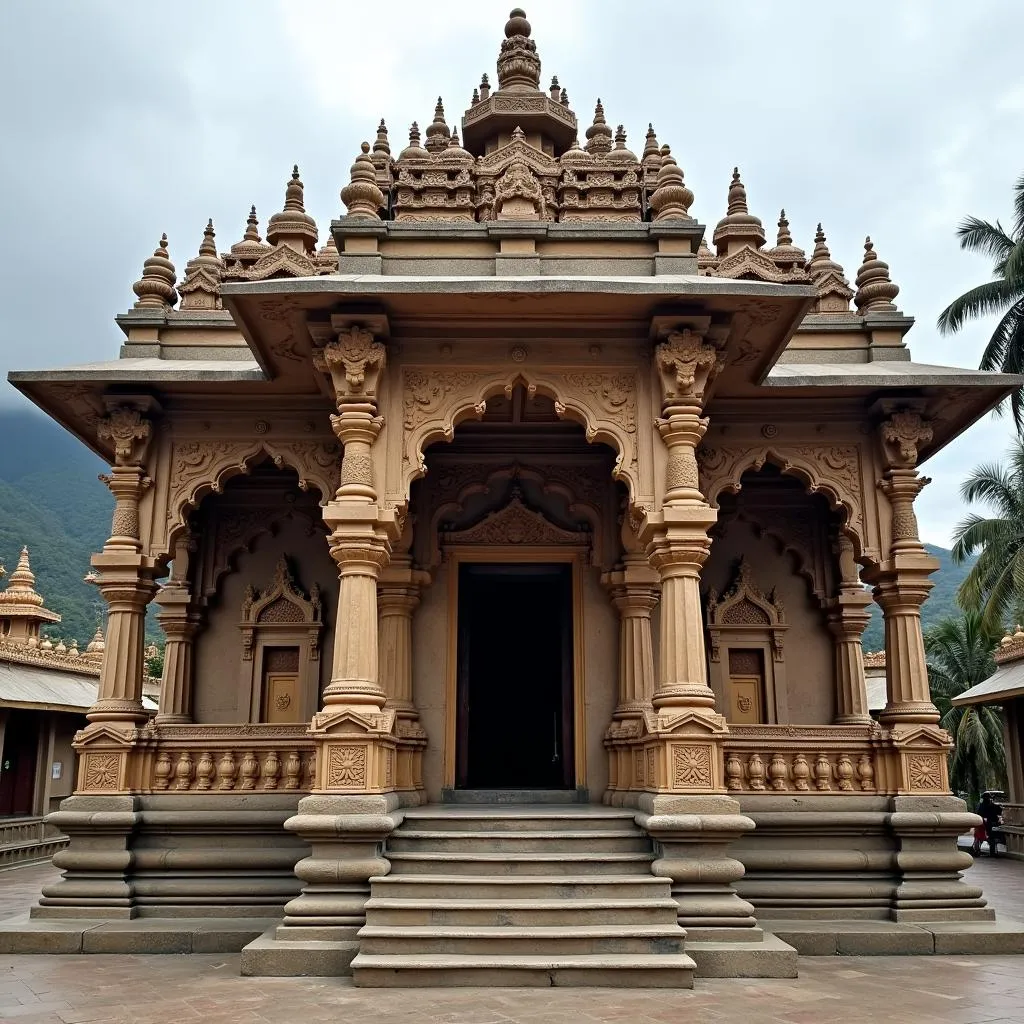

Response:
(0, 816), (68, 866)
(139, 724), (317, 793)
(723, 724), (884, 794)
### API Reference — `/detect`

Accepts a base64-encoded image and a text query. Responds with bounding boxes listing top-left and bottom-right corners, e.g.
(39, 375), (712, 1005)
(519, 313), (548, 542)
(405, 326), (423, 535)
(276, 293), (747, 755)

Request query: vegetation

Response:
(937, 173), (1024, 427)
(951, 437), (1024, 630)
(924, 612), (1006, 805)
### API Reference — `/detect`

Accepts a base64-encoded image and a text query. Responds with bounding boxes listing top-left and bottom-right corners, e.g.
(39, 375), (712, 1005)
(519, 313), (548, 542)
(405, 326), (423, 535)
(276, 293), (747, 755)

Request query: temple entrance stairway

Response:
(350, 804), (697, 987)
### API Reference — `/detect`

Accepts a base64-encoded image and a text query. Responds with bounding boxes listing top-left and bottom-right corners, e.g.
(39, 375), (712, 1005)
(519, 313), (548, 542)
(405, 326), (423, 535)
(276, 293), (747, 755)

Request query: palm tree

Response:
(952, 437), (1024, 628)
(924, 612), (1005, 806)
(937, 174), (1024, 427)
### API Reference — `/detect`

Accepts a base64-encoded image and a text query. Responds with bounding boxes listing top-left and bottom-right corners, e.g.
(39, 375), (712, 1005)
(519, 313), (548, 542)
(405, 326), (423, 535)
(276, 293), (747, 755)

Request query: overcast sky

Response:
(1, 0), (1022, 547)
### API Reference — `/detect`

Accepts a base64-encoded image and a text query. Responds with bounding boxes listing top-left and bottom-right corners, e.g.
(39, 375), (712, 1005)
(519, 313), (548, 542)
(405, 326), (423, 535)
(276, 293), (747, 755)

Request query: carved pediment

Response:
(239, 557), (322, 662)
(442, 491), (588, 549)
(706, 558), (788, 663)
(477, 136), (560, 176)
(243, 244), (317, 281)
(714, 245), (808, 284)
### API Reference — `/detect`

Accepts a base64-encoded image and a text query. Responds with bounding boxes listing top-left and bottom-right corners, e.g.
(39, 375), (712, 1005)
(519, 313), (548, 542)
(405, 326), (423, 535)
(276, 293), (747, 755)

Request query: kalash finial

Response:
(650, 145), (694, 221)
(341, 142), (385, 219)
(373, 119), (391, 157)
(497, 8), (540, 91)
(712, 166), (765, 255)
(179, 219), (224, 311)
(854, 236), (900, 314)
(267, 165), (318, 252)
(2, 547), (45, 607)
(727, 167), (748, 215)
(132, 234), (177, 310)
(768, 209), (806, 270)
(425, 96), (451, 153)
(399, 121), (429, 160)
(585, 98), (612, 155)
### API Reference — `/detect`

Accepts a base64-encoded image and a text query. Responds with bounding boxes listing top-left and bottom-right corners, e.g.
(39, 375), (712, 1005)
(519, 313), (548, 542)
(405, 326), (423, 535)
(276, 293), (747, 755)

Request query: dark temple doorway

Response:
(456, 563), (574, 789)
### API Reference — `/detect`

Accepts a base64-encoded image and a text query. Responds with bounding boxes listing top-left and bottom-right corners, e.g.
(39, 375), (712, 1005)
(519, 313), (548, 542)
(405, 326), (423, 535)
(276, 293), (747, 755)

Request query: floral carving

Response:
(672, 745), (712, 789)
(314, 325), (387, 399)
(907, 753), (943, 791)
(327, 745), (367, 788)
(443, 491), (587, 549)
(880, 410), (933, 469)
(83, 752), (121, 791)
(562, 372), (637, 433)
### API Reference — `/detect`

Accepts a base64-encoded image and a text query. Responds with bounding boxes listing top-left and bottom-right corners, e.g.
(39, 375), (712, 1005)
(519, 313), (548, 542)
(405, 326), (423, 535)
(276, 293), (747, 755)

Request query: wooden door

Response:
(727, 649), (766, 725)
(263, 673), (302, 723)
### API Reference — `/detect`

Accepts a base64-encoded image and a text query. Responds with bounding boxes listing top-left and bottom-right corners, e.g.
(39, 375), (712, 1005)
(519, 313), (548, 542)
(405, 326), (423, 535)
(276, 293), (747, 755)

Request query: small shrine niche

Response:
(238, 557), (322, 724)
(706, 559), (789, 725)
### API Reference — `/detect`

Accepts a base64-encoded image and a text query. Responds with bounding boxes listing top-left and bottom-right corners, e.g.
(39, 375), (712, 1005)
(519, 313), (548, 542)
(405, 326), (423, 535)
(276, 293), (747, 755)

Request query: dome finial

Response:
(585, 98), (612, 155)
(131, 234), (177, 309)
(854, 236), (900, 313)
(341, 142), (385, 219)
(497, 8), (540, 90)
(425, 96), (451, 153)
(267, 165), (318, 252)
(179, 219), (224, 310)
(650, 145), (694, 220)
(712, 166), (765, 256)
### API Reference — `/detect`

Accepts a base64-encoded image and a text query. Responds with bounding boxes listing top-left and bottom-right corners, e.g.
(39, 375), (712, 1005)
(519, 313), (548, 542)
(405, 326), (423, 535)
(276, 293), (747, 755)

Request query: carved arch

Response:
(697, 443), (872, 563)
(163, 439), (340, 556)
(401, 368), (640, 505)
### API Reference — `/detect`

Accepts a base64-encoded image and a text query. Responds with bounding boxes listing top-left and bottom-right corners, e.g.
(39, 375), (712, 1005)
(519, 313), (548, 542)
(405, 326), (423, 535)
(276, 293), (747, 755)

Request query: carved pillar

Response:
(866, 409), (941, 727)
(644, 328), (723, 718)
(88, 403), (160, 727)
(828, 535), (873, 725)
(377, 523), (430, 719)
(154, 584), (199, 724)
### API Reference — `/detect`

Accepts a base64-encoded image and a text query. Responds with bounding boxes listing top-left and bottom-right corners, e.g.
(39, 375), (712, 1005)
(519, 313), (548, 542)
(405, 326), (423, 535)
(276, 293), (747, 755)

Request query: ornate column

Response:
(630, 324), (757, 940)
(280, 316), (404, 958)
(828, 534), (873, 725)
(867, 409), (941, 728)
(87, 402), (160, 727)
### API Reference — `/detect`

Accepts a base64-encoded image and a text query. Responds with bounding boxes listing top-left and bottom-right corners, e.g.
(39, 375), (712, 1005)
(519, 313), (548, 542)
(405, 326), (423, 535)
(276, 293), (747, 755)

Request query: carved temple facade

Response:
(6, 8), (1023, 981)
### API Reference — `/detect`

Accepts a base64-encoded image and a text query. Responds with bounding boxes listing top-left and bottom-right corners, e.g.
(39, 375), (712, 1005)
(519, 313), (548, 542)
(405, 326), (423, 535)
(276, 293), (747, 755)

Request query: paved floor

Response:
(0, 858), (1021, 1024)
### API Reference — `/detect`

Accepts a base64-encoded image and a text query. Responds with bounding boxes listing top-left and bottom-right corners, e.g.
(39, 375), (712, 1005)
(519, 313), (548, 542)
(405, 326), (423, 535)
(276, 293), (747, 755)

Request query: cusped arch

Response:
(698, 443), (870, 563)
(401, 368), (640, 505)
(162, 439), (339, 558)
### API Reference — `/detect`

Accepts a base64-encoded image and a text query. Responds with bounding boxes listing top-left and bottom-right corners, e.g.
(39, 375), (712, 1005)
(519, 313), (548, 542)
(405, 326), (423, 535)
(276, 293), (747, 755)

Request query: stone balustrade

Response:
(0, 816), (68, 867)
(138, 725), (316, 794)
(723, 724), (884, 794)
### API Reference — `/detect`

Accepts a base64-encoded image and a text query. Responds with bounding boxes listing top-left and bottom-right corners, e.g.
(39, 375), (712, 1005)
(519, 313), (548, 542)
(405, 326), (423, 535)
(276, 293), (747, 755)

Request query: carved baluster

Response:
(768, 753), (788, 791)
(747, 753), (766, 790)
(153, 751), (172, 791)
(239, 751), (260, 790)
(174, 751), (194, 791)
(302, 753), (316, 790)
(814, 752), (832, 791)
(792, 753), (810, 791)
(195, 752), (214, 790)
(857, 753), (875, 792)
(725, 752), (744, 791)
(284, 750), (302, 789)
(836, 753), (854, 791)
(217, 752), (237, 790)
(263, 751), (281, 790)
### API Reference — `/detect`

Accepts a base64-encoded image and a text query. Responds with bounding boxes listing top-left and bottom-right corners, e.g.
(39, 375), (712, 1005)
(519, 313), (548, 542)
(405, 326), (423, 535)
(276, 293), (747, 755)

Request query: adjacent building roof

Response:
(0, 660), (157, 714)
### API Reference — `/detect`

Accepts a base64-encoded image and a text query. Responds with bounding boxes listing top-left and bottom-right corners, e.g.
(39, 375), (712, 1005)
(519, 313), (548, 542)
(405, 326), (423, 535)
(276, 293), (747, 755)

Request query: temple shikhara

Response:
(5, 9), (1023, 985)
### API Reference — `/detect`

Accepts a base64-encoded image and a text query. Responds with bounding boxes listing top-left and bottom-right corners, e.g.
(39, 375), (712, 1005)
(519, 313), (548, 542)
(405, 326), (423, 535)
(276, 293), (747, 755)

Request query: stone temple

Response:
(4, 8), (1023, 985)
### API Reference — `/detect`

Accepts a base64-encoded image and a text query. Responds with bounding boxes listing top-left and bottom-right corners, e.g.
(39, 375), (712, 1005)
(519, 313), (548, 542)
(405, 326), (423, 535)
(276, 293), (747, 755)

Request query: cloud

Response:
(0, 0), (1020, 546)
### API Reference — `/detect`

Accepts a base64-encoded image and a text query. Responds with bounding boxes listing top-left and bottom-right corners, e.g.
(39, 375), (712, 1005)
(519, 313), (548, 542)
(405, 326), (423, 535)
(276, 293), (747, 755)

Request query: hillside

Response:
(0, 407), (976, 650)
(0, 407), (112, 643)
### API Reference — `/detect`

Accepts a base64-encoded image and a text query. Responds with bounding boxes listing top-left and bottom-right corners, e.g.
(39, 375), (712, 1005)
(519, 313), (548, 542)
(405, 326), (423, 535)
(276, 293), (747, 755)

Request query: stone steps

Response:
(350, 804), (693, 988)
(351, 952), (697, 988)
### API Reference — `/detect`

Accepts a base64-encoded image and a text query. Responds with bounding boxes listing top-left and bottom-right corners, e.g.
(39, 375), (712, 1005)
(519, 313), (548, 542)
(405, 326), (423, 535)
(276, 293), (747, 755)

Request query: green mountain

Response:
(0, 407), (976, 651)
(0, 407), (112, 644)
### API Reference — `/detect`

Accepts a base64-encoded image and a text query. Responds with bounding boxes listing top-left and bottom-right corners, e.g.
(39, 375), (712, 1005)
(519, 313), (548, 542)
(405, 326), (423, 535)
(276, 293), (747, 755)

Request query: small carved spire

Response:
(854, 236), (900, 314)
(446, 129), (473, 163)
(712, 166), (765, 255)
(425, 96), (451, 153)
(267, 165), (318, 252)
(0, 547), (44, 608)
(559, 87), (569, 106)
(373, 119), (391, 157)
(807, 223), (844, 277)
(472, 86), (480, 105)
(497, 7), (541, 91)
(649, 145), (694, 220)
(767, 208), (806, 270)
(131, 234), (177, 310)
(642, 123), (661, 163)
(179, 219), (224, 311)
(549, 75), (560, 101)
(341, 142), (385, 219)
(315, 230), (339, 275)
(227, 206), (271, 267)
(697, 236), (719, 275)
(511, 125), (526, 144)
(399, 121), (429, 161)
(608, 124), (637, 164)
(585, 98), (612, 155)
(480, 73), (491, 100)
(806, 223), (854, 312)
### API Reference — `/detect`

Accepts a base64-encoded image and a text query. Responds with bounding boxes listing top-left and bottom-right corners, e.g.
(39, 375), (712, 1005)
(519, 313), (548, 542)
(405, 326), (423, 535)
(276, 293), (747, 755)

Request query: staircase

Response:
(350, 805), (695, 987)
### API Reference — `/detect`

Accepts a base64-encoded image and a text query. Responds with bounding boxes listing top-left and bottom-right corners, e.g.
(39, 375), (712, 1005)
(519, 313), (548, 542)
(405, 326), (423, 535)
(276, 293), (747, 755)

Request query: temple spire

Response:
(854, 236), (900, 313)
(1, 547), (44, 608)
(712, 166), (766, 256)
(341, 142), (385, 219)
(131, 234), (177, 310)
(497, 7), (541, 91)
(768, 208), (806, 270)
(373, 119), (391, 158)
(585, 98), (612, 155)
(649, 145), (694, 220)
(267, 165), (318, 253)
(179, 219), (224, 310)
(399, 121), (428, 160)
(425, 97), (451, 153)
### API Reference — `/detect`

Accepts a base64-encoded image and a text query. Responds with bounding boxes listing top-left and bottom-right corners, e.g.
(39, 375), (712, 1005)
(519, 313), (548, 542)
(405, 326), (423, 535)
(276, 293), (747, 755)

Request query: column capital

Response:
(654, 327), (724, 408)
(311, 321), (387, 403)
(97, 403), (155, 467)
(877, 407), (933, 470)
